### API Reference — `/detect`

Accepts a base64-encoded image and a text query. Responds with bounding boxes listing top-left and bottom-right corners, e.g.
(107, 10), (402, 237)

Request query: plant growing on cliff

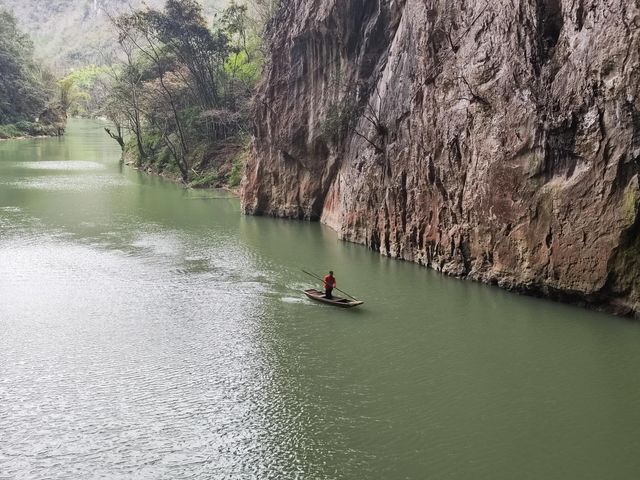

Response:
(354, 90), (387, 154)
(320, 101), (357, 143)
(321, 86), (387, 154)
(228, 151), (245, 187)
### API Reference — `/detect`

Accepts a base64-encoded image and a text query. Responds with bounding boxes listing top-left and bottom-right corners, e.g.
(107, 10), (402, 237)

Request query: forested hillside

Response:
(100, 0), (270, 187)
(0, 0), (230, 70)
(0, 9), (64, 138)
(0, 0), (273, 180)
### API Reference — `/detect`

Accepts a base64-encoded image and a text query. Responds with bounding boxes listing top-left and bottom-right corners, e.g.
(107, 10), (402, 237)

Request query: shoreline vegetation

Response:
(0, 9), (66, 140)
(2, 0), (275, 189)
(121, 134), (248, 193)
(0, 110), (67, 140)
(0, 133), (50, 142)
(100, 0), (272, 190)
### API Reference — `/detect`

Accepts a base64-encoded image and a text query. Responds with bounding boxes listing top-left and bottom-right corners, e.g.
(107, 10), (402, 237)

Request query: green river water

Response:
(1, 120), (640, 479)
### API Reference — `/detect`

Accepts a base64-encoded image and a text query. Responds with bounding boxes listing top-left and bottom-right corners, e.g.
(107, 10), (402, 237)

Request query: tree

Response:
(103, 0), (268, 184)
(101, 45), (149, 161)
(0, 9), (49, 124)
(246, 0), (280, 27)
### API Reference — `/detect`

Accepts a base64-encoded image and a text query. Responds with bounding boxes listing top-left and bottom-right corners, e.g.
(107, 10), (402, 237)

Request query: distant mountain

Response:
(0, 0), (230, 71)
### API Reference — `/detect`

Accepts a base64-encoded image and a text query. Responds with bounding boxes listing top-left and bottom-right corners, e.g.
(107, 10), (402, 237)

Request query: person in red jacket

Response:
(323, 271), (337, 299)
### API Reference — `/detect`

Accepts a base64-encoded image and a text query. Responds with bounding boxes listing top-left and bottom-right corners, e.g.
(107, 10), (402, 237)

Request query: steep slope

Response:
(0, 9), (66, 138)
(243, 0), (640, 316)
(0, 0), (229, 70)
(0, 9), (47, 124)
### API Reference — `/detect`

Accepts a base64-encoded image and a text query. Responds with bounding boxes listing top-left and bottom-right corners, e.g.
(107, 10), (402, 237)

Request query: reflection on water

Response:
(1, 120), (640, 479)
(13, 160), (106, 171)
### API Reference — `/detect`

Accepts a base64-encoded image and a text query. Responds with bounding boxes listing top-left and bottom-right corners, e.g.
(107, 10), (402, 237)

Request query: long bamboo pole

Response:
(301, 270), (360, 301)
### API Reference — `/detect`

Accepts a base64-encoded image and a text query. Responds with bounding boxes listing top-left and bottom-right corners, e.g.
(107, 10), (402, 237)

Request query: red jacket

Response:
(323, 275), (336, 289)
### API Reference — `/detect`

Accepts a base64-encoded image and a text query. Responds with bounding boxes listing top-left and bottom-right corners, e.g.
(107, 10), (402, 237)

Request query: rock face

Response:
(242, 0), (640, 316)
(39, 104), (67, 136)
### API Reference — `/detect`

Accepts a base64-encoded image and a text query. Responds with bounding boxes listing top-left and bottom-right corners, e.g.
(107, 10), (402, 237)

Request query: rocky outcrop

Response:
(39, 104), (67, 136)
(243, 0), (640, 316)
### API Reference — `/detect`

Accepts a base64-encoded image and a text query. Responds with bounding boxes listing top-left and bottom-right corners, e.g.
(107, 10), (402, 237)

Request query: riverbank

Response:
(0, 122), (64, 140)
(0, 106), (68, 140)
(0, 134), (50, 142)
(121, 136), (247, 193)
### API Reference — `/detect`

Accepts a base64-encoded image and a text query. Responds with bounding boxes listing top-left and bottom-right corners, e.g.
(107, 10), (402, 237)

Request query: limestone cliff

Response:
(242, 0), (640, 316)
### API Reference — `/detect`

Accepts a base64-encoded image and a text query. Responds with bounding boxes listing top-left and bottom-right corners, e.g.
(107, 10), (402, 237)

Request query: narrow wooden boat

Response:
(303, 289), (364, 308)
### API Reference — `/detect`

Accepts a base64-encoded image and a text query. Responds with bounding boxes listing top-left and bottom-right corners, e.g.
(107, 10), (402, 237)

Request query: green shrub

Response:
(15, 121), (46, 135)
(0, 121), (46, 138)
(156, 146), (172, 172)
(0, 124), (21, 138)
(188, 171), (219, 189)
(228, 155), (244, 187)
(320, 101), (357, 142)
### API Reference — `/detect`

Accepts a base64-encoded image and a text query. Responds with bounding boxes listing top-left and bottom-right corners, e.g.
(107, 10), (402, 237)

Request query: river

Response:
(1, 120), (639, 479)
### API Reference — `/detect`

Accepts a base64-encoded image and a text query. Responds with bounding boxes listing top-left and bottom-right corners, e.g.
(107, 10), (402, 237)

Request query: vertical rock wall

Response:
(242, 0), (640, 315)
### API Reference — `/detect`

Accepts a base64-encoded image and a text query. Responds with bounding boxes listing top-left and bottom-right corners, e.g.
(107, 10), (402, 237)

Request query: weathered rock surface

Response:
(39, 104), (67, 136)
(243, 0), (640, 316)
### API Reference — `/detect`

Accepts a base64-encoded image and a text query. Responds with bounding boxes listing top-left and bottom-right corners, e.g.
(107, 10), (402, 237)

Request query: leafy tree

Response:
(0, 9), (49, 124)
(59, 65), (110, 116)
(246, 0), (280, 27)
(102, 48), (148, 161)
(103, 0), (270, 184)
(219, 1), (263, 90)
(151, 0), (230, 108)
(1, 0), (232, 70)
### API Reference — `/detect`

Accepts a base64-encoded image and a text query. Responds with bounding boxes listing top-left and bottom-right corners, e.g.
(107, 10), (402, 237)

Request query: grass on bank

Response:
(123, 132), (249, 190)
(0, 121), (61, 139)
